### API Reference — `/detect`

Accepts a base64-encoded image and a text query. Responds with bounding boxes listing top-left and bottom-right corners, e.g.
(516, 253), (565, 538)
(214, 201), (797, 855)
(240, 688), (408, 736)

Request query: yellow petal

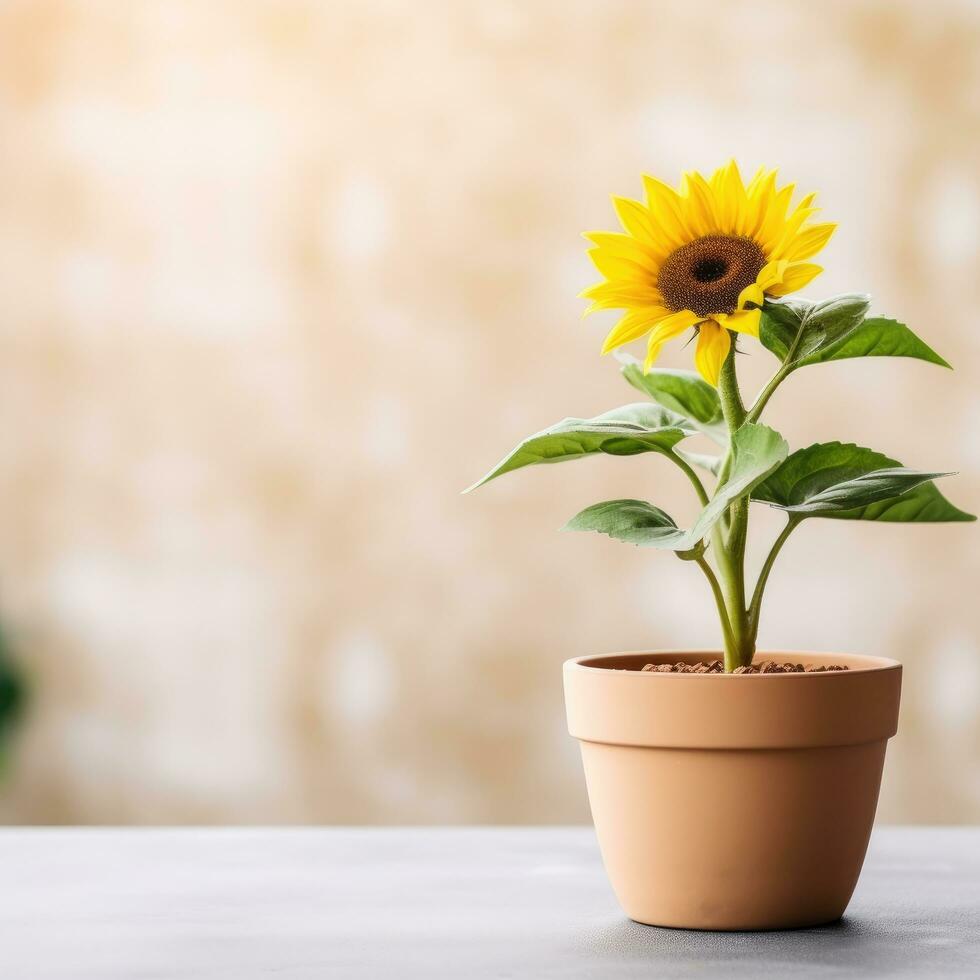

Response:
(642, 175), (693, 249)
(710, 159), (748, 235)
(766, 262), (823, 297)
(681, 171), (719, 237)
(583, 232), (661, 267)
(742, 168), (776, 240)
(611, 197), (673, 259)
(720, 307), (761, 337)
(650, 308), (700, 342)
(580, 280), (662, 305)
(644, 333), (667, 372)
(768, 208), (820, 257)
(755, 182), (796, 252)
(694, 321), (731, 386)
(779, 222), (837, 262)
(587, 247), (654, 282)
(745, 166), (774, 200)
(756, 258), (788, 292)
(581, 283), (662, 315)
(643, 309), (700, 371)
(791, 191), (817, 213)
(737, 282), (764, 310)
(601, 307), (672, 354)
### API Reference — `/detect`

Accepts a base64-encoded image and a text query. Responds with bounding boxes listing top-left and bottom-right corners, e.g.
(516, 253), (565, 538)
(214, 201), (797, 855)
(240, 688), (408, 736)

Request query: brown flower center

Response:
(657, 235), (766, 317)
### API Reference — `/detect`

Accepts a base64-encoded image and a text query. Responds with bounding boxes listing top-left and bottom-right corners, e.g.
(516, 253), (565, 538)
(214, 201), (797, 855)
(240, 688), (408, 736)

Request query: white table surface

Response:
(0, 827), (977, 978)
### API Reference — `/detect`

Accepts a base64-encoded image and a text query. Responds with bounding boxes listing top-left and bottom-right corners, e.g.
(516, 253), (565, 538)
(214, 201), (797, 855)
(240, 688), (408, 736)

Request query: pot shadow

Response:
(578, 910), (980, 976)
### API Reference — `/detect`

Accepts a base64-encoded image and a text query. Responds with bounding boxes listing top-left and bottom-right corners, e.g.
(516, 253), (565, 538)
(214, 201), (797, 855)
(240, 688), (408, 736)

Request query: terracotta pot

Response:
(564, 650), (902, 931)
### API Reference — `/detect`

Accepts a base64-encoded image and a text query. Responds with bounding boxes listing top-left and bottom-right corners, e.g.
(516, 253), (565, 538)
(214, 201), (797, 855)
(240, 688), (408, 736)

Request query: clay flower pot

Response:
(564, 650), (902, 931)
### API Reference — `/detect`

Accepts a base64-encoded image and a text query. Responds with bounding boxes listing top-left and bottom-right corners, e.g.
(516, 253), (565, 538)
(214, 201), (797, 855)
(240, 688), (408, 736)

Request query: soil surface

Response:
(639, 660), (850, 674)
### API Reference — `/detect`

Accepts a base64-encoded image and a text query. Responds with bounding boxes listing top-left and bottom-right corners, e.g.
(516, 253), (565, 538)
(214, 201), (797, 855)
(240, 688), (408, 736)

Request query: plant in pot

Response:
(467, 161), (974, 930)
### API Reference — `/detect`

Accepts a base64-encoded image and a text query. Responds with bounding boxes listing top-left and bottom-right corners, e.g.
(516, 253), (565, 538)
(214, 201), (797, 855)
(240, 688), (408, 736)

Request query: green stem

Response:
(712, 343), (753, 670)
(746, 365), (790, 424)
(723, 502), (751, 665)
(669, 450), (732, 658)
(670, 452), (710, 507)
(747, 303), (806, 424)
(712, 343), (746, 489)
(717, 345), (747, 431)
(695, 556), (736, 663)
(747, 516), (802, 645)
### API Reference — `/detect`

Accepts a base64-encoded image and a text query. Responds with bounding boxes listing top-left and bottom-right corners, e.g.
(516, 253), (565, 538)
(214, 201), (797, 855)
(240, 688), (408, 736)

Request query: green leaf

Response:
(695, 423), (789, 532)
(815, 317), (950, 368)
(563, 499), (686, 548)
(753, 442), (975, 521)
(772, 467), (949, 514)
(465, 403), (695, 491)
(619, 356), (728, 445)
(565, 422), (789, 550)
(760, 294), (870, 365)
(675, 448), (723, 476)
(844, 484), (975, 522)
(760, 295), (949, 369)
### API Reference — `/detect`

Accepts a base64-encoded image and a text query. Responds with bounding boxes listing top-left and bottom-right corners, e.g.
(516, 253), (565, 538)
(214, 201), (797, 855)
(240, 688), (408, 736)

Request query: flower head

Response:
(582, 161), (836, 385)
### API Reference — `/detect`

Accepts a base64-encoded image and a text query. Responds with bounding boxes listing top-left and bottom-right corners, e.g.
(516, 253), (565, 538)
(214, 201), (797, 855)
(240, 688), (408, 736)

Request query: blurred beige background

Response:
(0, 0), (976, 824)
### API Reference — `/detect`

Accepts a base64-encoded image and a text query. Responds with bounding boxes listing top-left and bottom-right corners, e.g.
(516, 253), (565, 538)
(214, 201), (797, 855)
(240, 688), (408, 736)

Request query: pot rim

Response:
(564, 650), (903, 748)
(567, 649), (901, 676)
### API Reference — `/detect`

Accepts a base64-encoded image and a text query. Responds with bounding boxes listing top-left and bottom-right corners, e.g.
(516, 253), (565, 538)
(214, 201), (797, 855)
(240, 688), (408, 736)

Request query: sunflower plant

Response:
(468, 162), (974, 672)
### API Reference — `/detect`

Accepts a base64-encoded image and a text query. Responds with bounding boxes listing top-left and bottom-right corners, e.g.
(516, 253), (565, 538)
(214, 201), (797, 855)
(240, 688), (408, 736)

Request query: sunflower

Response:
(582, 161), (836, 385)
